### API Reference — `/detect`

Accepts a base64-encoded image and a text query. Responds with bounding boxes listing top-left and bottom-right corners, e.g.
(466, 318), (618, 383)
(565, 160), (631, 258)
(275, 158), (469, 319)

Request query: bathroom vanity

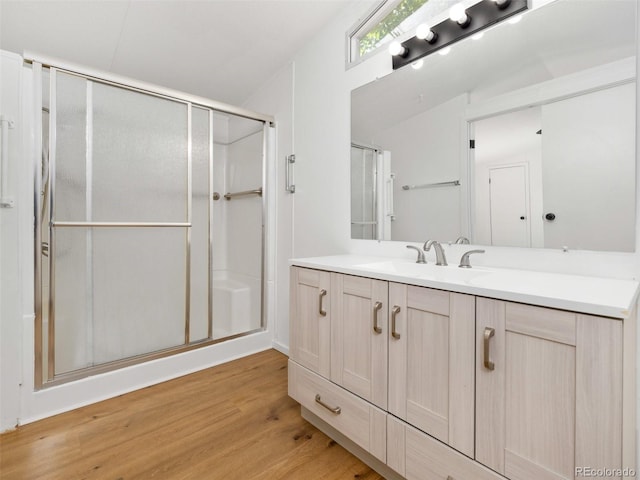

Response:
(288, 255), (638, 480)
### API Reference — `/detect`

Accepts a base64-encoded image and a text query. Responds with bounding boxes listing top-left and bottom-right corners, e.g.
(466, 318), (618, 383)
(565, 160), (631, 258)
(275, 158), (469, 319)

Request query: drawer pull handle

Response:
(318, 289), (327, 317)
(315, 394), (341, 414)
(391, 305), (401, 339)
(483, 327), (495, 371)
(373, 301), (383, 334)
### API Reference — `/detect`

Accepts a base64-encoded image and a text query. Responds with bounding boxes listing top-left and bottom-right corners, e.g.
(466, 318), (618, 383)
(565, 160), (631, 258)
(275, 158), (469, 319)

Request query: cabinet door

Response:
(331, 273), (388, 410)
(476, 299), (622, 480)
(387, 416), (503, 480)
(289, 267), (331, 378)
(388, 283), (475, 457)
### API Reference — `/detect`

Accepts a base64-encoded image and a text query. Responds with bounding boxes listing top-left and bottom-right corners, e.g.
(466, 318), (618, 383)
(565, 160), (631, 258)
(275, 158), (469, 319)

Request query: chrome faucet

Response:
(406, 245), (426, 264)
(454, 236), (470, 244)
(423, 240), (447, 266)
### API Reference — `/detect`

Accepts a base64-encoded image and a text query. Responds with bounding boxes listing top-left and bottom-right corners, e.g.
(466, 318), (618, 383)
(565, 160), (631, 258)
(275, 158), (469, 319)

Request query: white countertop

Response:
(290, 255), (639, 319)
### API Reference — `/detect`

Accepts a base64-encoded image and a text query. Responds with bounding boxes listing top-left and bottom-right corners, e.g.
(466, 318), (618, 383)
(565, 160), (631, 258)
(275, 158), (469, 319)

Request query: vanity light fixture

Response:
(450, 3), (471, 28)
(390, 0), (527, 70)
(416, 23), (438, 43)
(388, 40), (408, 58)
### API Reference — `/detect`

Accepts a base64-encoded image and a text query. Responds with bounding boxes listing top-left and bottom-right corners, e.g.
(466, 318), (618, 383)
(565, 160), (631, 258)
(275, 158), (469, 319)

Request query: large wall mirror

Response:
(351, 0), (637, 252)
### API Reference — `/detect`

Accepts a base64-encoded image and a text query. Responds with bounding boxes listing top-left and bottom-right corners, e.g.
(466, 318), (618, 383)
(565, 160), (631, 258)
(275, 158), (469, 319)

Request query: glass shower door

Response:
(47, 70), (191, 377)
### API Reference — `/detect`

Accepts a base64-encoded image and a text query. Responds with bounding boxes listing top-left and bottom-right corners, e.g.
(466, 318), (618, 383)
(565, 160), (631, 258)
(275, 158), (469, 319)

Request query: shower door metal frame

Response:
(30, 55), (274, 389)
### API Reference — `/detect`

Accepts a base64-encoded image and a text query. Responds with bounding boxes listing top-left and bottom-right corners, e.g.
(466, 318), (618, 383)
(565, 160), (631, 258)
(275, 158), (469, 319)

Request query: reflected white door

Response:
(489, 165), (530, 247)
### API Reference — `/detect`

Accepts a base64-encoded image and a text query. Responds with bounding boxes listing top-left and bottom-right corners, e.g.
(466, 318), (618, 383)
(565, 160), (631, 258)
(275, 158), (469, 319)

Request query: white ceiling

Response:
(0, 0), (366, 106)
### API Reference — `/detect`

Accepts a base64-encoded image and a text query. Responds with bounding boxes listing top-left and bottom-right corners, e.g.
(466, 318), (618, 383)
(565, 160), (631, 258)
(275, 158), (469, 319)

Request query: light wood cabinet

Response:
(331, 273), (388, 410)
(388, 283), (475, 457)
(288, 360), (387, 462)
(289, 265), (634, 480)
(476, 299), (623, 480)
(289, 267), (331, 378)
(387, 415), (504, 480)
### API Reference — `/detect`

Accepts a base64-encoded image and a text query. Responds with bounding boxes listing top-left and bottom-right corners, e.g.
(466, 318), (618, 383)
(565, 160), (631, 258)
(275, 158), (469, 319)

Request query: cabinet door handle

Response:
(483, 327), (495, 371)
(373, 301), (383, 334)
(318, 289), (327, 317)
(315, 394), (341, 414)
(391, 305), (401, 339)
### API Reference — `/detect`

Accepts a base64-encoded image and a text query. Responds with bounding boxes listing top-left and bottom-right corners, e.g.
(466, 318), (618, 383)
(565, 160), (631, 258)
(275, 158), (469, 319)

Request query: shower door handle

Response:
(285, 154), (295, 193)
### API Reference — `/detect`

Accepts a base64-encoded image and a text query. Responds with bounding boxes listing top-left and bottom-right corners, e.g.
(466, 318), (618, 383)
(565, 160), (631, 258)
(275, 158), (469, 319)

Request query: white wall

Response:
(0, 51), (24, 430)
(292, 1), (391, 259)
(374, 94), (467, 243)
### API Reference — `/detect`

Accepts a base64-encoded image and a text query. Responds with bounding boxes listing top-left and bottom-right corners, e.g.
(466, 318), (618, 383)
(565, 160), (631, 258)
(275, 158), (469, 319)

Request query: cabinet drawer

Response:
(288, 360), (386, 462)
(404, 422), (504, 480)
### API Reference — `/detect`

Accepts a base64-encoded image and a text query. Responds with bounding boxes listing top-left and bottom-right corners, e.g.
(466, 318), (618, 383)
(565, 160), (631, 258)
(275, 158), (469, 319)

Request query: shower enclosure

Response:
(34, 61), (271, 386)
(350, 144), (392, 241)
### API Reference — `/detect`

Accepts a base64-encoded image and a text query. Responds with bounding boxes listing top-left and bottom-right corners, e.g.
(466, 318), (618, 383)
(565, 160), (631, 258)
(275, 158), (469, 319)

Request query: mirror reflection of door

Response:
(489, 165), (530, 247)
(473, 108), (543, 248)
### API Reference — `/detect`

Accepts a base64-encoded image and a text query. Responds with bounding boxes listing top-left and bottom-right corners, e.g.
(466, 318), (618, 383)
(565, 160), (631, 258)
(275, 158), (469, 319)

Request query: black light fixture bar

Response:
(392, 0), (528, 70)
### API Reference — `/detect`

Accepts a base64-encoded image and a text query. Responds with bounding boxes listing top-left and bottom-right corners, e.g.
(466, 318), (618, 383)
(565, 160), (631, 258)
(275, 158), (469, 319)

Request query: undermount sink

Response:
(355, 260), (491, 283)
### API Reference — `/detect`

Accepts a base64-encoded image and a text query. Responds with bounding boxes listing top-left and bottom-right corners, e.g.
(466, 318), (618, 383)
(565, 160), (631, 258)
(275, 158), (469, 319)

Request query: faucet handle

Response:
(459, 249), (485, 268)
(406, 245), (426, 264)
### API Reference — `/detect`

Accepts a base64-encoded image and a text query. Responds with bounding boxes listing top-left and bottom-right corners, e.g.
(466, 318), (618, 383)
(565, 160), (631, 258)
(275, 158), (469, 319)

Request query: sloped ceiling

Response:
(0, 0), (368, 106)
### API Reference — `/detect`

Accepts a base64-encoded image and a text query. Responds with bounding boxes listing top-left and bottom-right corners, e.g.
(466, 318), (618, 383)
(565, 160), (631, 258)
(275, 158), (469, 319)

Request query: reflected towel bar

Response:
(402, 180), (460, 190)
(224, 188), (263, 200)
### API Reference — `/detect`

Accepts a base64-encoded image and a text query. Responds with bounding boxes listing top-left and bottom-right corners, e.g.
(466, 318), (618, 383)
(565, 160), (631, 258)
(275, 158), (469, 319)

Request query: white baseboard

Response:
(272, 340), (289, 356)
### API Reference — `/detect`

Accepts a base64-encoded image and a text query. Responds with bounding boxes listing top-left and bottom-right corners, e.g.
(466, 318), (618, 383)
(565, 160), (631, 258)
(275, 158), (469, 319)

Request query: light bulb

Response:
(411, 59), (424, 70)
(449, 3), (470, 26)
(438, 47), (451, 56)
(388, 41), (407, 57)
(508, 14), (522, 24)
(416, 24), (437, 43)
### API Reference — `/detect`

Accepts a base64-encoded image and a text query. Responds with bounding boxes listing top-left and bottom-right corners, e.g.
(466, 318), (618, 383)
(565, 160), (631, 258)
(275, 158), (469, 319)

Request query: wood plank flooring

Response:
(0, 349), (384, 480)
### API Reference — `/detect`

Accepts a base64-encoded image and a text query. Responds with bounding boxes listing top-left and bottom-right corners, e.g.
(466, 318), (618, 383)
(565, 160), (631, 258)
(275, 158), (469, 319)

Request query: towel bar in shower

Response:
(402, 180), (460, 190)
(224, 188), (263, 200)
